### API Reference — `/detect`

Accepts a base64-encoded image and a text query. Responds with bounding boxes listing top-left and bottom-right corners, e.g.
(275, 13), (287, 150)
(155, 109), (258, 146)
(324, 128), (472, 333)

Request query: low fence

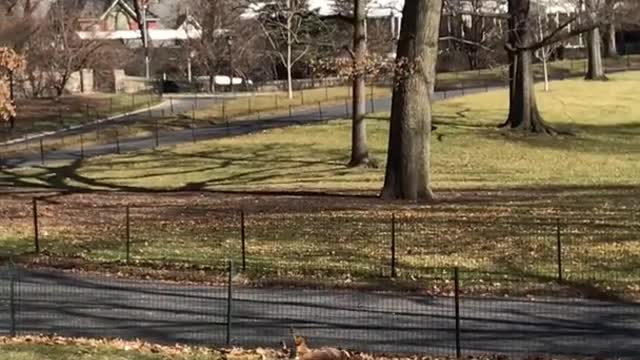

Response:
(1, 200), (638, 285)
(0, 263), (639, 359)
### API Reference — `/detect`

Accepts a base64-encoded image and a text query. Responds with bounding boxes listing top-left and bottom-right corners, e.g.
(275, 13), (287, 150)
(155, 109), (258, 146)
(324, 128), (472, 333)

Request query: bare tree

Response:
(534, 0), (556, 91)
(499, 0), (609, 134)
(132, 0), (152, 78)
(25, 1), (105, 96)
(254, 0), (318, 99)
(380, 0), (443, 201)
(184, 0), (252, 92)
(442, 0), (505, 70)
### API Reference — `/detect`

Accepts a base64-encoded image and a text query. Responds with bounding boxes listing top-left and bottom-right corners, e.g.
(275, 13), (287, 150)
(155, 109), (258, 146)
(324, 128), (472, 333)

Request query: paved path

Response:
(1, 87), (493, 168)
(0, 268), (638, 359)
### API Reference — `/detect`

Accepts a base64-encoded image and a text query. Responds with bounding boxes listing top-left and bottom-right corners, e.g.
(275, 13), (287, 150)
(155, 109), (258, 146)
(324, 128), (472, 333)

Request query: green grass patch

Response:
(0, 338), (225, 360)
(38, 71), (638, 192)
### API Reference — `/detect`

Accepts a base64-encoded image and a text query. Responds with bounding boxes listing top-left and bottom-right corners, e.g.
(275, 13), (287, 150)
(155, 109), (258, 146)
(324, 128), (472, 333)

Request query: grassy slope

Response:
(62, 71), (640, 192)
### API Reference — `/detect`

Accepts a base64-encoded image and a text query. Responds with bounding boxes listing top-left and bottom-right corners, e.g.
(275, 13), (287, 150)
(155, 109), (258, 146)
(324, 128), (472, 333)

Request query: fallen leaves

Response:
(0, 336), (606, 360)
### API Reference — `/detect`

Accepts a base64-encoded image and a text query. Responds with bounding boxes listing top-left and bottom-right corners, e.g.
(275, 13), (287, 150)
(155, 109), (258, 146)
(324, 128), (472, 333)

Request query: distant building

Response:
(75, 0), (202, 46)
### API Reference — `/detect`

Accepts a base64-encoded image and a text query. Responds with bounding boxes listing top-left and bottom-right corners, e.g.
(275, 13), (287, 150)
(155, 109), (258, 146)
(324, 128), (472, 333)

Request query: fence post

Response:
(131, 93), (135, 108)
(32, 198), (39, 254)
(248, 97), (252, 113)
(241, 211), (246, 272)
(369, 87), (375, 113)
(39, 138), (45, 165)
(325, 86), (329, 101)
(222, 100), (226, 121)
(557, 218), (563, 282)
(9, 261), (16, 337)
(125, 205), (131, 264)
(226, 260), (234, 346)
(170, 97), (174, 113)
(115, 129), (120, 154)
(154, 119), (159, 148)
(109, 97), (114, 114)
(344, 99), (349, 117)
(300, 89), (305, 105)
(80, 134), (85, 158)
(454, 267), (461, 358)
(318, 102), (323, 120)
(391, 214), (396, 278)
(191, 118), (197, 143)
(288, 104), (292, 121)
(147, 101), (152, 119)
(275, 95), (279, 109)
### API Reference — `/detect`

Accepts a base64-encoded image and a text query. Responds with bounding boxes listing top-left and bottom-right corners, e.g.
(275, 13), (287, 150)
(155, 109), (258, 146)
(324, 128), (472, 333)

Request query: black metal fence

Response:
(1, 263), (639, 359)
(1, 199), (638, 286)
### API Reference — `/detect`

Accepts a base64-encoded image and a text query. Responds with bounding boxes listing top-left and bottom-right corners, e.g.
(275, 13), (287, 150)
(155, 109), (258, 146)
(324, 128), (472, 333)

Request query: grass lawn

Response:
(0, 337), (225, 360)
(435, 54), (640, 90)
(1, 72), (639, 294)
(49, 71), (640, 192)
(186, 86), (391, 126)
(1, 93), (162, 142)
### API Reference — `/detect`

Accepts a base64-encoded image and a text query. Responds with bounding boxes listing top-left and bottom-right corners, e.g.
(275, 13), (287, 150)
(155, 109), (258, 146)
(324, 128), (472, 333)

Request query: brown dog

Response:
(292, 334), (350, 360)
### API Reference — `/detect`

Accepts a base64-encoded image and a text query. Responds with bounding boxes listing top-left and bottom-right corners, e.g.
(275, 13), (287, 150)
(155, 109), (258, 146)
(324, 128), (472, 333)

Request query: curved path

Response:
(1, 87), (494, 168)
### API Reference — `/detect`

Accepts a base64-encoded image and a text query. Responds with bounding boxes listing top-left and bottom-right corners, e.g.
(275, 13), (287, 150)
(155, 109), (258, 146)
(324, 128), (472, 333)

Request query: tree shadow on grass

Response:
(0, 143), (378, 199)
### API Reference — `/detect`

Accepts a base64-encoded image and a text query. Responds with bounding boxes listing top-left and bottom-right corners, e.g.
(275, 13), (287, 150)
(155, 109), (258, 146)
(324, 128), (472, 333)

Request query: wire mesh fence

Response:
(0, 264), (639, 359)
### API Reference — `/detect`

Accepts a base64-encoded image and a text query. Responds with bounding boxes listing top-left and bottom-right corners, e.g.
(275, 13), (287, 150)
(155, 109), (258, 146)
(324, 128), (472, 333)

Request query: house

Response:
(75, 0), (202, 45)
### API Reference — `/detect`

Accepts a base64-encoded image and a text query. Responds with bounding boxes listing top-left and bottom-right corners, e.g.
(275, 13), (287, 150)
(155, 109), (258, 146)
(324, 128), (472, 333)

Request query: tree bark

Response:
(348, 0), (375, 168)
(501, 0), (559, 134)
(586, 27), (607, 80)
(585, 0), (607, 80)
(286, 0), (294, 100)
(380, 0), (442, 202)
(604, 22), (618, 58)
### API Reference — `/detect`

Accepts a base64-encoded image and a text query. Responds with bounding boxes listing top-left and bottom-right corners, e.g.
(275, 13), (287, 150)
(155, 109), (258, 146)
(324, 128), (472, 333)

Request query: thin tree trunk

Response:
(348, 0), (375, 168)
(380, 0), (442, 201)
(604, 22), (618, 58)
(542, 56), (549, 92)
(286, 0), (294, 100)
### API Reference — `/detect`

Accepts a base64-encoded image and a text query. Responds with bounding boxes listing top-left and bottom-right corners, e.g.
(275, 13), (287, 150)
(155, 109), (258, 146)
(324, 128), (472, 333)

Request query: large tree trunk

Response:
(348, 0), (375, 167)
(501, 0), (558, 134)
(585, 0), (607, 80)
(586, 27), (607, 80)
(380, 0), (442, 201)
